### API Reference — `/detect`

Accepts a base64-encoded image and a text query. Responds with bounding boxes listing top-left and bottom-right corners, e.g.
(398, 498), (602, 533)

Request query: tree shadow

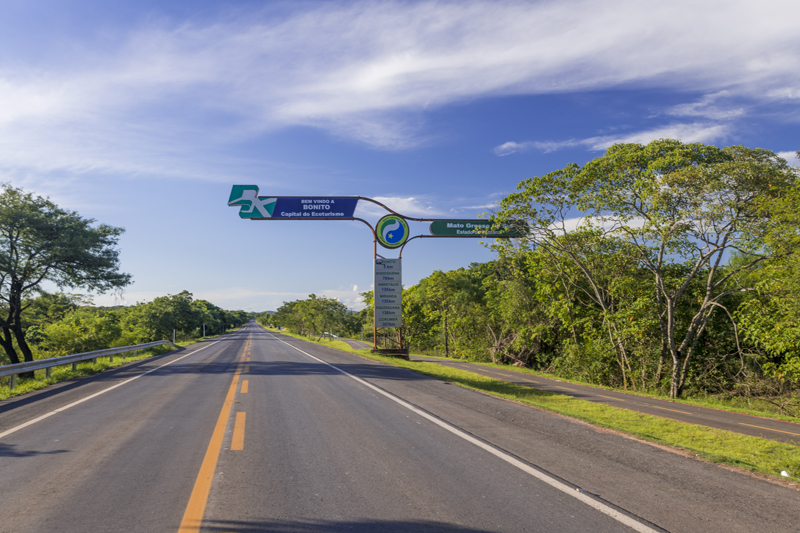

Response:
(201, 518), (493, 532)
(0, 442), (68, 457)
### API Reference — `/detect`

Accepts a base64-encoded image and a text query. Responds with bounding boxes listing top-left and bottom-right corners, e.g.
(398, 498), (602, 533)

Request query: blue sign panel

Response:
(229, 186), (359, 219)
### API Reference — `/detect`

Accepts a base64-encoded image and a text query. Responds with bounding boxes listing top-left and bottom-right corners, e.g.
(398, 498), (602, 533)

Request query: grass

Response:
(426, 355), (800, 424)
(0, 327), (243, 401)
(269, 328), (800, 485)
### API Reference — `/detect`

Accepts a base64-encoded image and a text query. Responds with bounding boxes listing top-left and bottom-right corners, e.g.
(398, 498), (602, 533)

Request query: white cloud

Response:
(665, 91), (746, 120)
(1, 0), (799, 176)
(778, 151), (800, 166)
(354, 196), (443, 218)
(495, 122), (731, 155)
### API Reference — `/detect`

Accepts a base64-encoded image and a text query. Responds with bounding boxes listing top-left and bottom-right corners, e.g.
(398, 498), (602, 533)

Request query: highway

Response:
(0, 324), (798, 532)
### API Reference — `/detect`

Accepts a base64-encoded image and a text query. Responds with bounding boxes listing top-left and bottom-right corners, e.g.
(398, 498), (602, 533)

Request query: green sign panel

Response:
(429, 220), (527, 238)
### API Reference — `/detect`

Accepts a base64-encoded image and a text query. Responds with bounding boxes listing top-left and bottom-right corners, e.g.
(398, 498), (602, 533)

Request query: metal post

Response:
(173, 329), (176, 344)
(373, 237), (378, 350)
(10, 374), (16, 390)
(203, 324), (206, 337)
(72, 362), (77, 371)
(46, 367), (52, 379)
(92, 358), (97, 365)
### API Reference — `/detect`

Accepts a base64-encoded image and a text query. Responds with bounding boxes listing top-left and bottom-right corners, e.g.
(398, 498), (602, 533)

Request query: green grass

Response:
(0, 327), (244, 401)
(429, 355), (800, 424)
(269, 327), (800, 485)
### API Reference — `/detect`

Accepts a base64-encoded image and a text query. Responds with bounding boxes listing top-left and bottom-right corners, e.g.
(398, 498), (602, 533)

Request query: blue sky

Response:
(2, 0), (799, 312)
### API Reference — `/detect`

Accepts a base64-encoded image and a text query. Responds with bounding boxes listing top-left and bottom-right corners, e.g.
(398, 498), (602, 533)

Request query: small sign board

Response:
(429, 219), (527, 238)
(228, 186), (359, 220)
(374, 258), (402, 328)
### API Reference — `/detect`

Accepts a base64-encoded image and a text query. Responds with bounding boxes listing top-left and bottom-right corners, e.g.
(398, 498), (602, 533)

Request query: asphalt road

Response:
(0, 324), (798, 532)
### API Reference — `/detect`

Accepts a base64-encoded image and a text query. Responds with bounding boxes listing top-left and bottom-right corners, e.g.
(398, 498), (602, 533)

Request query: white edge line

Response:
(0, 340), (222, 440)
(271, 332), (660, 533)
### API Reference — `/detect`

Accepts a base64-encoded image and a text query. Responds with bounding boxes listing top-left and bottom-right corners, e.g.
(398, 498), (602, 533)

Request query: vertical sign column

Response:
(374, 258), (402, 328)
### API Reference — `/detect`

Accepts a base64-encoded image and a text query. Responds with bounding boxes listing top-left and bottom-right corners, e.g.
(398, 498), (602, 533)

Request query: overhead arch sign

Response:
(228, 185), (359, 220)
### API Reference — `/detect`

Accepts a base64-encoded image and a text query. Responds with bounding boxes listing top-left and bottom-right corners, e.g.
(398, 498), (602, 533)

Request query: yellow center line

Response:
(556, 386), (579, 392)
(597, 395), (625, 401)
(241, 380), (249, 394)
(177, 336), (248, 533)
(231, 412), (246, 451)
(650, 405), (692, 415)
(246, 357), (250, 362)
(244, 365), (249, 373)
(739, 422), (800, 436)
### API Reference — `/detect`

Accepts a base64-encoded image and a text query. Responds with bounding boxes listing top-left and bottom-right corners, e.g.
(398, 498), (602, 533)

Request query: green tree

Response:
(0, 184), (130, 368)
(40, 308), (122, 356)
(495, 140), (797, 397)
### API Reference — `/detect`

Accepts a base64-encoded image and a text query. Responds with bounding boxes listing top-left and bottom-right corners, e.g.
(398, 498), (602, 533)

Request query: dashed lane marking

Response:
(650, 406), (692, 415)
(178, 336), (248, 533)
(739, 422), (800, 437)
(597, 395), (625, 401)
(231, 412), (246, 451)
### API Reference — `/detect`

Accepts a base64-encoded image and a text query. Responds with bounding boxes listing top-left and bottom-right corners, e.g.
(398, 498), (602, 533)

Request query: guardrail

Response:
(0, 340), (177, 390)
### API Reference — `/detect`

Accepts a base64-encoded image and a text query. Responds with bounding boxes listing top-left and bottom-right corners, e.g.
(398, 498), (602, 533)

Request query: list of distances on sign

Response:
(374, 258), (402, 328)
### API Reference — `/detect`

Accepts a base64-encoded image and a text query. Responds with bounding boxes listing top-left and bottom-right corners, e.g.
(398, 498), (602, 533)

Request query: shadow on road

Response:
(0, 443), (68, 457)
(202, 518), (493, 532)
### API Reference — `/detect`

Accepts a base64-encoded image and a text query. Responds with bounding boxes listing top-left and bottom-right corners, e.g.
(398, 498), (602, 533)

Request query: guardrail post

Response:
(109, 354), (114, 363)
(92, 358), (97, 365)
(72, 362), (77, 371)
(10, 374), (16, 390)
(46, 367), (52, 379)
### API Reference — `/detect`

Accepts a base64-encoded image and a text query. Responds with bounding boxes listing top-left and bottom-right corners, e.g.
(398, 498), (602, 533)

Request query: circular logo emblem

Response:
(376, 215), (409, 249)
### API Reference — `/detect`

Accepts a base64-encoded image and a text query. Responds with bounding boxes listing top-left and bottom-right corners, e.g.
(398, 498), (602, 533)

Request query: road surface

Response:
(0, 324), (797, 532)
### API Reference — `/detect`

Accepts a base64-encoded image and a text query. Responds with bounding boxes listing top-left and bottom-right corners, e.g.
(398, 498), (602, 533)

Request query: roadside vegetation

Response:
(0, 183), (251, 394)
(0, 295), (249, 400)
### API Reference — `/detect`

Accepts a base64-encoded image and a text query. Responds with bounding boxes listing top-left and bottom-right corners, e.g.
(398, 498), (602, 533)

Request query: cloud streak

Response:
(1, 0), (799, 177)
(494, 122), (732, 155)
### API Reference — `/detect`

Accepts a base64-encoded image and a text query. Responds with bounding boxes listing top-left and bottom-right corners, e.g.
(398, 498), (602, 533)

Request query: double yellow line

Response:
(178, 335), (251, 533)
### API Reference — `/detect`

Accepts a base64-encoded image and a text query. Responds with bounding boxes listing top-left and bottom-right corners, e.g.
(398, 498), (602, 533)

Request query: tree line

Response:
(12, 290), (250, 364)
(255, 294), (363, 340)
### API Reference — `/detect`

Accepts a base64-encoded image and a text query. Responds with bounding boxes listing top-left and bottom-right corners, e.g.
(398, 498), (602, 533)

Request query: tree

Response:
(0, 184), (131, 368)
(495, 140), (797, 397)
(736, 153), (800, 382)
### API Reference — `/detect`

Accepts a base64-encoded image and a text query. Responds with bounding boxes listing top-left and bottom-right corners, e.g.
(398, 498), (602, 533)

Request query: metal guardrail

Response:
(0, 340), (177, 390)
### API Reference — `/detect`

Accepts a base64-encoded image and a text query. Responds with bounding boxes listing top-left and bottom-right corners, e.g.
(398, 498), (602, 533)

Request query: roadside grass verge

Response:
(270, 328), (800, 484)
(0, 328), (242, 401)
(423, 355), (800, 424)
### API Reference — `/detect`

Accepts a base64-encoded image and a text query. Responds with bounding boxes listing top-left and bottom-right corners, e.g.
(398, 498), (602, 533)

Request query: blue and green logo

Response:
(228, 185), (276, 218)
(376, 215), (409, 249)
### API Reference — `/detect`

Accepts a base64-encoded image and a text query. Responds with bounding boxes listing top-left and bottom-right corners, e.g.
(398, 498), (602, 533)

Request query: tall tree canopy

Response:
(0, 184), (131, 365)
(494, 140), (798, 397)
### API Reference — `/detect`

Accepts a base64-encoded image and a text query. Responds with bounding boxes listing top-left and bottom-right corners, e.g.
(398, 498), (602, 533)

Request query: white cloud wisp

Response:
(1, 0), (799, 177)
